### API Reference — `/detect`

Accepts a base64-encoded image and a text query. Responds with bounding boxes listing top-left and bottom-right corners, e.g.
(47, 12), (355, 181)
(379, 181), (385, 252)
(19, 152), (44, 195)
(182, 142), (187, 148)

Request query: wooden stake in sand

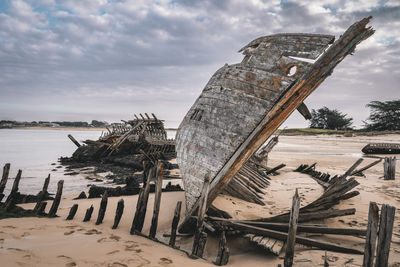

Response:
(112, 199), (124, 229)
(0, 163), (11, 196)
(131, 166), (153, 234)
(191, 174), (210, 258)
(68, 134), (81, 147)
(215, 231), (230, 266)
(5, 169), (22, 211)
(36, 202), (47, 216)
(95, 191), (108, 225)
(375, 204), (396, 267)
(66, 204), (79, 220)
(284, 188), (301, 267)
(149, 162), (164, 239)
(169, 201), (182, 247)
(383, 157), (396, 180)
(34, 174), (50, 212)
(83, 205), (94, 222)
(362, 202), (379, 267)
(48, 180), (64, 217)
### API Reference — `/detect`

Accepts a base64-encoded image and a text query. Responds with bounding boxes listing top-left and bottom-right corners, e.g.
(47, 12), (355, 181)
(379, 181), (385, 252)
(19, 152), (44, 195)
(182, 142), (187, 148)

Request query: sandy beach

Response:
(1, 134), (400, 266)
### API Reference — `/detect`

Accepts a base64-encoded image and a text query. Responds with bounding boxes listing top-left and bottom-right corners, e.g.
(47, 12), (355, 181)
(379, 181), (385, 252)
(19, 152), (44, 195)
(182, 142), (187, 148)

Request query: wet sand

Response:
(1, 134), (400, 266)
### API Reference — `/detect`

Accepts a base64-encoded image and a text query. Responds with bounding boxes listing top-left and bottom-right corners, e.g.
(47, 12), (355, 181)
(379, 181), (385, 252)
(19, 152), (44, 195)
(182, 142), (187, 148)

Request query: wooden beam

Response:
(95, 191), (108, 225)
(0, 163), (10, 194)
(68, 134), (81, 147)
(66, 204), (78, 220)
(362, 202), (379, 267)
(284, 189), (300, 267)
(375, 204), (396, 267)
(149, 162), (164, 239)
(83, 205), (94, 222)
(169, 201), (182, 247)
(34, 174), (50, 212)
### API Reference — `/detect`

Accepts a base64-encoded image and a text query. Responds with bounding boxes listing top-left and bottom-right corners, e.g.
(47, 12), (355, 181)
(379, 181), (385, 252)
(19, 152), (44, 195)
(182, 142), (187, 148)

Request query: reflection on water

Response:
(0, 129), (102, 196)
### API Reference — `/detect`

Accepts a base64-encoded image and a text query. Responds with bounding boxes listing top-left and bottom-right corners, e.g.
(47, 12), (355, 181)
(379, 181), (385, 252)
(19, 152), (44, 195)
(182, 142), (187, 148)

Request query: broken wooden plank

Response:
(68, 134), (81, 147)
(383, 157), (396, 180)
(169, 201), (182, 247)
(48, 180), (64, 217)
(215, 231), (229, 266)
(375, 204), (396, 267)
(0, 163), (10, 195)
(66, 204), (78, 220)
(266, 163), (286, 175)
(5, 169), (22, 211)
(95, 191), (108, 225)
(112, 199), (124, 229)
(341, 158), (363, 179)
(297, 102), (312, 120)
(83, 205), (94, 222)
(34, 174), (50, 212)
(231, 222), (363, 254)
(284, 189), (300, 267)
(149, 162), (164, 239)
(351, 158), (382, 176)
(362, 202), (379, 267)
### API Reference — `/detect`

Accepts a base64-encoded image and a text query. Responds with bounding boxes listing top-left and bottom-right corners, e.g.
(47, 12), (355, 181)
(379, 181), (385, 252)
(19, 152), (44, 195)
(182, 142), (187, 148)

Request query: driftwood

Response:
(34, 174), (50, 212)
(284, 189), (300, 267)
(169, 201), (182, 247)
(149, 162), (164, 239)
(48, 180), (64, 217)
(68, 134), (81, 147)
(383, 157), (396, 180)
(83, 205), (94, 222)
(36, 202), (47, 216)
(266, 163), (286, 175)
(112, 199), (124, 229)
(95, 191), (108, 225)
(375, 204), (396, 267)
(362, 202), (379, 267)
(66, 204), (78, 220)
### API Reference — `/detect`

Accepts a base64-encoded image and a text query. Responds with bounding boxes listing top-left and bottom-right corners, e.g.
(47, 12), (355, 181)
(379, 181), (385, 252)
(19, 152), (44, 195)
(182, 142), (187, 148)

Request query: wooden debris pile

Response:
(69, 113), (175, 163)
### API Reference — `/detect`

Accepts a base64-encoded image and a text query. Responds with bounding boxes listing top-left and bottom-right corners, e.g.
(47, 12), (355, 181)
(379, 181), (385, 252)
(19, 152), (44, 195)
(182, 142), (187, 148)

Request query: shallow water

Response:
(0, 129), (102, 196)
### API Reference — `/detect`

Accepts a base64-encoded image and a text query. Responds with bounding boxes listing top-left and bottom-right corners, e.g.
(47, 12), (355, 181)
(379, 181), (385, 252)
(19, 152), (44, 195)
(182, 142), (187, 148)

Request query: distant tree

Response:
(309, 107), (353, 130)
(91, 120), (108, 127)
(364, 99), (400, 131)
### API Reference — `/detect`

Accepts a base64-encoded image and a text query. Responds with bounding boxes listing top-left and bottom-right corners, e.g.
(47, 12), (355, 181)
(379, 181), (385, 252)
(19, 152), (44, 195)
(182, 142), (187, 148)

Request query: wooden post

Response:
(131, 166), (153, 233)
(0, 163), (10, 194)
(34, 174), (50, 211)
(83, 205), (94, 222)
(68, 134), (81, 147)
(383, 157), (396, 180)
(375, 204), (396, 267)
(112, 199), (124, 229)
(95, 191), (108, 225)
(169, 201), (182, 247)
(36, 202), (47, 216)
(5, 170), (22, 211)
(191, 174), (211, 257)
(215, 231), (229, 266)
(48, 180), (64, 217)
(284, 188), (301, 267)
(324, 251), (329, 267)
(149, 162), (164, 239)
(66, 204), (78, 220)
(362, 202), (379, 267)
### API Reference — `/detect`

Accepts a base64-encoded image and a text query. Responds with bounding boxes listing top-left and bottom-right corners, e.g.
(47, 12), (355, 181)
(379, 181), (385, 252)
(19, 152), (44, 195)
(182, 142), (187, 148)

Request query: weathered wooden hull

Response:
(362, 143), (400, 154)
(176, 17), (374, 232)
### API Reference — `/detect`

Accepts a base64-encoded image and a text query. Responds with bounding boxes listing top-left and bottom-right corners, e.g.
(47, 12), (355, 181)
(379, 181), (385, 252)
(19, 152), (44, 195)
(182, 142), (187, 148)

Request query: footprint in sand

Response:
(97, 238), (107, 243)
(107, 250), (120, 255)
(7, 248), (25, 252)
(109, 234), (121, 241)
(108, 262), (128, 267)
(3, 226), (16, 229)
(65, 262), (77, 267)
(57, 255), (73, 260)
(64, 231), (75, 236)
(159, 257), (173, 265)
(85, 229), (102, 235)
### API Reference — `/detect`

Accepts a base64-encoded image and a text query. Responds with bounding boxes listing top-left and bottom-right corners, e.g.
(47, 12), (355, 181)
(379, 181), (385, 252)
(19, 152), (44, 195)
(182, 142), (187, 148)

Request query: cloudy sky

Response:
(0, 0), (399, 128)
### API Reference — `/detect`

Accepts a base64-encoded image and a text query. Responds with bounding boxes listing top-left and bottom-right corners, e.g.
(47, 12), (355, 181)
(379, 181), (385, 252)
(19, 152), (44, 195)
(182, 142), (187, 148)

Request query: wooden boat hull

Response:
(362, 143), (400, 154)
(176, 17), (374, 232)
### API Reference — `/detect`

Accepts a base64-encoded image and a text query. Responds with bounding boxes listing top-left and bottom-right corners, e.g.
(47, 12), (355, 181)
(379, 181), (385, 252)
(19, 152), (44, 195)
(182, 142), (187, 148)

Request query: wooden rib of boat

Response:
(362, 143), (400, 154)
(176, 17), (374, 232)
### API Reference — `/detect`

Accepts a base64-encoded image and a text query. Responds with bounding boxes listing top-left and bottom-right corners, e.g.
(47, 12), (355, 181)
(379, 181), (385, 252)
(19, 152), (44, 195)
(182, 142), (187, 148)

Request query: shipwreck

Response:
(176, 17), (375, 232)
